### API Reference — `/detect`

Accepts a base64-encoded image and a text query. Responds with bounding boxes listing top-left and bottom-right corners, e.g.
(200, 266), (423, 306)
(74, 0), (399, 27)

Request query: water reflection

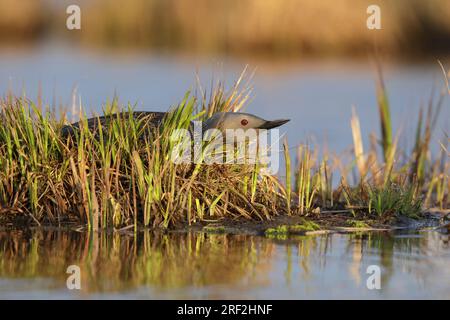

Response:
(0, 229), (449, 299)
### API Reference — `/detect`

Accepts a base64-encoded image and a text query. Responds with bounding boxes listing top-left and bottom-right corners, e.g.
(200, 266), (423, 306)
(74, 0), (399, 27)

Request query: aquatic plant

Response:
(294, 145), (317, 215)
(338, 65), (448, 218)
(264, 219), (321, 237)
(346, 219), (370, 229)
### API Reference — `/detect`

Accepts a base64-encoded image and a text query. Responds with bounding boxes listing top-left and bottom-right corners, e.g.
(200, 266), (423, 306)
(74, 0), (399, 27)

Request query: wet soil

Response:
(180, 208), (450, 236)
(1, 208), (449, 235)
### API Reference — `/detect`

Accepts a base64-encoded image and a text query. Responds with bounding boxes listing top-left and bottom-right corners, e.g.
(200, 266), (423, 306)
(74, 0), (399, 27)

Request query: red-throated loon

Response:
(61, 111), (290, 138)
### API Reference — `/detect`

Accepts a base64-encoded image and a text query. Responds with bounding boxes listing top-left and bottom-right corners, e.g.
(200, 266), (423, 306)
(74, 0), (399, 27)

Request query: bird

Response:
(61, 111), (290, 139)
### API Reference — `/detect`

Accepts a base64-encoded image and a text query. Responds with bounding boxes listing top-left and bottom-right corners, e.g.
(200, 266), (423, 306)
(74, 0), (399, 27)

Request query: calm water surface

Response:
(0, 229), (449, 299)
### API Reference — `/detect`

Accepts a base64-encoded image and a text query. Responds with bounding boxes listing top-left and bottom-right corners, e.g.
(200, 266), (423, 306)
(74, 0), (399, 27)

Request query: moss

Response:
(265, 225), (289, 235)
(346, 219), (370, 228)
(292, 219), (321, 232)
(264, 219), (321, 237)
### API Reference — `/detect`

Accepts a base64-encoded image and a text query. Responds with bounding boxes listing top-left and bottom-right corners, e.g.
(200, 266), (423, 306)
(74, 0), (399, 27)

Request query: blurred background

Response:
(0, 0), (449, 156)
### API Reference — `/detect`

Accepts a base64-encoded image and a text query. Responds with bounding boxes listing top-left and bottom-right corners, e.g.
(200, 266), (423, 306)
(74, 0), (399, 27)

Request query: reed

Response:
(337, 65), (448, 219)
(375, 66), (393, 164)
(283, 139), (292, 215)
(294, 145), (317, 214)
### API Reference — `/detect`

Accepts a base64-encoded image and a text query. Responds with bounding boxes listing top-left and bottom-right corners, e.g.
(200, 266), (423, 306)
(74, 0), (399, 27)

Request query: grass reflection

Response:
(0, 229), (448, 297)
(0, 230), (276, 292)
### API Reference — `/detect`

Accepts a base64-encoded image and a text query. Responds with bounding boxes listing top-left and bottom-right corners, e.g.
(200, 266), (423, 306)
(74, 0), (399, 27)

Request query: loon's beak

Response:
(258, 119), (290, 129)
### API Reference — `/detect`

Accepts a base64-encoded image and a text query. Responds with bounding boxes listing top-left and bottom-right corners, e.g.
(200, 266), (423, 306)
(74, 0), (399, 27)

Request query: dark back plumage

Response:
(61, 111), (167, 139)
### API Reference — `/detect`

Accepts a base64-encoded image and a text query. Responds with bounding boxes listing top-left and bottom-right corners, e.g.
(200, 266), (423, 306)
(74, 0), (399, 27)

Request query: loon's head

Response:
(203, 112), (290, 132)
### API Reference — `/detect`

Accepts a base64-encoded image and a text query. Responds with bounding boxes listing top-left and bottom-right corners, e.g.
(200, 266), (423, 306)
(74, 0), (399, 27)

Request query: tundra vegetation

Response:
(0, 70), (448, 231)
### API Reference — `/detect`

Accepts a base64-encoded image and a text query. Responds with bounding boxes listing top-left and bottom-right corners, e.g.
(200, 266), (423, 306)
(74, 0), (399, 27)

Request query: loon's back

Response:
(61, 111), (167, 139)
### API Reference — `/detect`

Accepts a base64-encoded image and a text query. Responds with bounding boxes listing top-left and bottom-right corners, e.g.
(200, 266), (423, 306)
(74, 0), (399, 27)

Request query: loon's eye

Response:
(241, 119), (248, 126)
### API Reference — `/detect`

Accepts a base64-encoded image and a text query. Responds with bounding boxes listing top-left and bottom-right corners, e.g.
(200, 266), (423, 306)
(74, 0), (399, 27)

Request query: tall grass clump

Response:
(339, 66), (447, 217)
(294, 145), (318, 215)
(290, 64), (448, 218)
(0, 75), (289, 230)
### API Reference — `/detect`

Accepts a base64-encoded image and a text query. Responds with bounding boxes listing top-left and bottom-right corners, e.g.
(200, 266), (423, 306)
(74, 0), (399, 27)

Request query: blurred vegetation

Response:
(1, 0), (450, 56)
(0, 0), (48, 42)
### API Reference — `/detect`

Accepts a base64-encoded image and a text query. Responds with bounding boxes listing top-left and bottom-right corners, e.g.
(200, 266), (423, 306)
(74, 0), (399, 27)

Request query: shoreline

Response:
(1, 209), (448, 236)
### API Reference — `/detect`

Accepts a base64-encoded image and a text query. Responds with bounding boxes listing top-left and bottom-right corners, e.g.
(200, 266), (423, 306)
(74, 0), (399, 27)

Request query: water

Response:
(0, 229), (449, 299)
